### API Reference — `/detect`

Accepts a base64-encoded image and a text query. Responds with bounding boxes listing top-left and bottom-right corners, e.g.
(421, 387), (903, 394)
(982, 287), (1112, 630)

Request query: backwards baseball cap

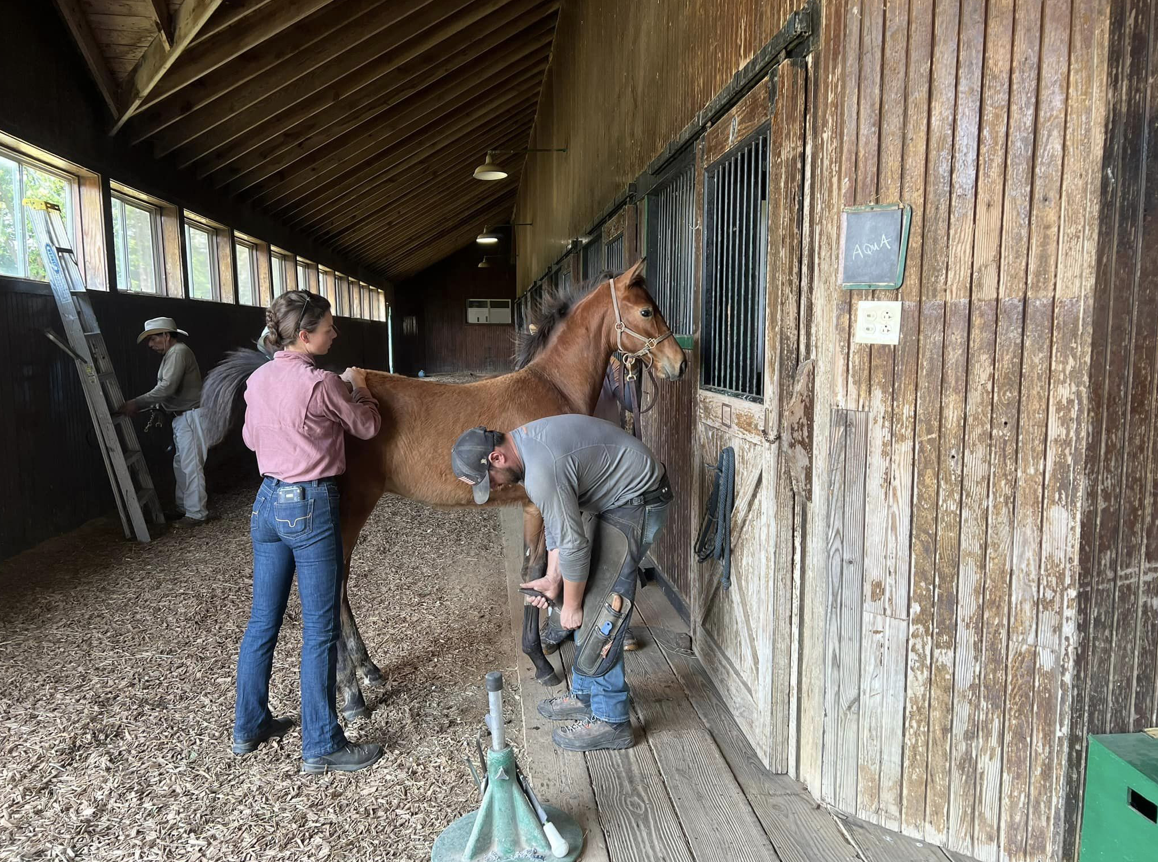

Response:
(451, 426), (500, 504)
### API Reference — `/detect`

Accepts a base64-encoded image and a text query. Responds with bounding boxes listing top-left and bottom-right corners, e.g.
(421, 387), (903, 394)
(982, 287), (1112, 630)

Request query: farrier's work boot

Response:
(552, 718), (634, 752)
(537, 693), (593, 721)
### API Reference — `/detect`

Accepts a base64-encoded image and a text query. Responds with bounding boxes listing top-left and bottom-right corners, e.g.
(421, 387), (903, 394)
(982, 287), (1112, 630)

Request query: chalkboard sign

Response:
(839, 203), (912, 289)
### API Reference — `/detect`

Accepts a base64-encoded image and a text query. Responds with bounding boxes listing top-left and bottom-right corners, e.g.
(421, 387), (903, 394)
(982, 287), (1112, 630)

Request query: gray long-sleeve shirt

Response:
(512, 414), (663, 583)
(134, 342), (202, 412)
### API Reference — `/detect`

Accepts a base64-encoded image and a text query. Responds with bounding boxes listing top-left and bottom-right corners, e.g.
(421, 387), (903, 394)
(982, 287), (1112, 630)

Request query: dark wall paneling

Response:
(0, 280), (390, 561)
(395, 243), (517, 376)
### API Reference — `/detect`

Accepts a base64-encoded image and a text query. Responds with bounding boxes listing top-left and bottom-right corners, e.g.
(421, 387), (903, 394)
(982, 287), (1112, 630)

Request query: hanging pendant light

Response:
(476, 225), (501, 245)
(473, 152), (507, 181)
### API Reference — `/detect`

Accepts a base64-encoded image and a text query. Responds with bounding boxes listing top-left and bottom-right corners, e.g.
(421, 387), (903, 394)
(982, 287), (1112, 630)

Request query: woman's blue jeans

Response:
(233, 477), (347, 759)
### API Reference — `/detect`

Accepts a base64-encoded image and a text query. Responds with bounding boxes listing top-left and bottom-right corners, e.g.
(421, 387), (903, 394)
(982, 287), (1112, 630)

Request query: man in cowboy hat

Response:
(120, 317), (209, 527)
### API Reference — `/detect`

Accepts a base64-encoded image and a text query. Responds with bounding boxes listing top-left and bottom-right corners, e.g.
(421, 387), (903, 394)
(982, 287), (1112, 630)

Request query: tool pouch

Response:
(574, 515), (639, 678)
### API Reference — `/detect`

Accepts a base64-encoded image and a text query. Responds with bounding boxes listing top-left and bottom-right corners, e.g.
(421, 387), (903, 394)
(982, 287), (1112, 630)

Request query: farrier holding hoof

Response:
(232, 290), (383, 774)
(118, 317), (209, 527)
(452, 414), (673, 752)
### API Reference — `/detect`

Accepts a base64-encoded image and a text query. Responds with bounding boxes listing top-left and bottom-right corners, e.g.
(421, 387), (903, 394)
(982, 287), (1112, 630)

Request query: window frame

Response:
(110, 190), (165, 295)
(271, 249), (289, 296)
(233, 235), (260, 306)
(183, 216), (222, 302)
(0, 144), (80, 283)
(467, 298), (513, 325)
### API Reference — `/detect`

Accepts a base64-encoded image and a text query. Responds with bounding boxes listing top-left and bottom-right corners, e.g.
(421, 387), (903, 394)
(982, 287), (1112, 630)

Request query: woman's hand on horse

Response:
(342, 367), (368, 390)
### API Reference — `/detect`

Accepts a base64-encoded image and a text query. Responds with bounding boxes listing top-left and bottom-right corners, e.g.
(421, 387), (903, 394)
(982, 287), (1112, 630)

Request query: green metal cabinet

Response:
(1080, 734), (1158, 862)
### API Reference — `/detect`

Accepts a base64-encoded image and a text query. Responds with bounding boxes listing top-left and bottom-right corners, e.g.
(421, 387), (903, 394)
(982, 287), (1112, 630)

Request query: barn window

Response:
(296, 259), (309, 291)
(111, 192), (163, 294)
(183, 216), (220, 302)
(0, 147), (77, 282)
(319, 268), (334, 307)
(467, 298), (512, 324)
(702, 129), (769, 401)
(234, 237), (258, 306)
(582, 236), (603, 279)
(604, 234), (624, 272)
(646, 164), (696, 336)
(271, 250), (289, 296)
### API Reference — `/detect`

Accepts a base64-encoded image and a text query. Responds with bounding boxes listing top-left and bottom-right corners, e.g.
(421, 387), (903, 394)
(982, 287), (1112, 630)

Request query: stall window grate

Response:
(702, 129), (768, 401)
(646, 165), (696, 336)
(582, 236), (603, 279)
(604, 235), (624, 272)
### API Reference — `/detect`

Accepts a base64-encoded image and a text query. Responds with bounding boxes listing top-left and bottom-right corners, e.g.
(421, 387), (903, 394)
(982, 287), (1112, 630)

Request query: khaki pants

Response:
(172, 409), (208, 520)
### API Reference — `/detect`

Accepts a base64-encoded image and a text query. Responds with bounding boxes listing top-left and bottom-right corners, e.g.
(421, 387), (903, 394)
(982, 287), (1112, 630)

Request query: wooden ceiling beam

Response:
(139, 0), (479, 153)
(377, 201), (518, 275)
(195, 6), (557, 182)
(342, 170), (526, 255)
(281, 110), (535, 241)
(313, 121), (534, 246)
(359, 192), (518, 275)
(191, 0), (279, 44)
(255, 82), (540, 216)
(111, 0), (227, 134)
(137, 0), (336, 111)
(131, 0), (392, 143)
(146, 0), (173, 48)
(51, 0), (120, 116)
(226, 51), (549, 201)
(356, 193), (517, 277)
(334, 147), (530, 251)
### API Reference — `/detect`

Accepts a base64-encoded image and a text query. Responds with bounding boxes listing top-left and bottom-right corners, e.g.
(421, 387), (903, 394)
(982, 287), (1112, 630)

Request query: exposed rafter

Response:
(146, 0), (173, 48)
(111, 0), (227, 135)
(50, 0), (120, 115)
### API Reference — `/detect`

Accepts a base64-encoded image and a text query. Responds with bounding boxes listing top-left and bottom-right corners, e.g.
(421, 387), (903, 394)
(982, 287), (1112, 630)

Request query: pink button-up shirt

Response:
(242, 351), (381, 483)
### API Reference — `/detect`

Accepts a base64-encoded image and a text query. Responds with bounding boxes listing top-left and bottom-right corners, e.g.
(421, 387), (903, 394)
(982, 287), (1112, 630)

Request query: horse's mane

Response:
(514, 269), (617, 369)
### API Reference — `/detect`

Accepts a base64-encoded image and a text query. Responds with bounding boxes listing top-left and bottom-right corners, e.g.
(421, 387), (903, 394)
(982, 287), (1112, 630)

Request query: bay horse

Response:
(200, 260), (686, 720)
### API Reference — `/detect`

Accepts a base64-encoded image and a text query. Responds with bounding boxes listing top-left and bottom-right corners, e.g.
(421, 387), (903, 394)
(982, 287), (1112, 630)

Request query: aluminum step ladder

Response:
(25, 199), (164, 543)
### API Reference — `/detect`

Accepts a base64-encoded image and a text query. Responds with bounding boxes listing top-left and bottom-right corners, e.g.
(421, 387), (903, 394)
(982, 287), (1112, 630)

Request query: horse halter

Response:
(607, 273), (672, 381)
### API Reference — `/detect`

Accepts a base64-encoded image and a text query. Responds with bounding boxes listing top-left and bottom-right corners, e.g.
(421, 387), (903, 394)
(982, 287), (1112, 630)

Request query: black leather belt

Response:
(625, 471), (673, 508)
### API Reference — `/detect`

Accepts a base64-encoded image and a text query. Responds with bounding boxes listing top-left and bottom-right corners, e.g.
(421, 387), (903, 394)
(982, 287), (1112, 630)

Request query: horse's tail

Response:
(201, 348), (269, 447)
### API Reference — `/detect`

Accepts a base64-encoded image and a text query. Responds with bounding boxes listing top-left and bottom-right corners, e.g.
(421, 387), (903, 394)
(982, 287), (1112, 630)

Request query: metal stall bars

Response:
(24, 199), (164, 543)
(702, 129), (769, 401)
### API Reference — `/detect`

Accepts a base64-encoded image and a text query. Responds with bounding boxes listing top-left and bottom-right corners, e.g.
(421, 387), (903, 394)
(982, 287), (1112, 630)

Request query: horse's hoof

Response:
(535, 670), (562, 687)
(342, 704), (372, 723)
(359, 666), (384, 687)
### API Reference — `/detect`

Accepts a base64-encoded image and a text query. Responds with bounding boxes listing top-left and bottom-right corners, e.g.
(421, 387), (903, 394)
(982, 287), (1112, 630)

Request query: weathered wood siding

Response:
(395, 243), (517, 376)
(516, 1), (1122, 861)
(1066, 0), (1158, 857)
(515, 0), (799, 286)
(802, 1), (1109, 860)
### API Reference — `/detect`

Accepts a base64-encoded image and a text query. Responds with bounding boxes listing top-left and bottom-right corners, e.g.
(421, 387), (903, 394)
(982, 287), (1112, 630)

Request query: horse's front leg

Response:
(341, 579), (382, 686)
(338, 481), (385, 689)
(520, 503), (561, 686)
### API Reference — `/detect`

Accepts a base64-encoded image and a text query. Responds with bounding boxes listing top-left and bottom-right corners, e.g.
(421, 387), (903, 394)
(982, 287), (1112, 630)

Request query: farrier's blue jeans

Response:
(233, 477), (347, 759)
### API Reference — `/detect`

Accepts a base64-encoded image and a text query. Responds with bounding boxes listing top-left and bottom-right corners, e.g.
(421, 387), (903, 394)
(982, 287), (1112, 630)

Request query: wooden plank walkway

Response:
(498, 507), (975, 862)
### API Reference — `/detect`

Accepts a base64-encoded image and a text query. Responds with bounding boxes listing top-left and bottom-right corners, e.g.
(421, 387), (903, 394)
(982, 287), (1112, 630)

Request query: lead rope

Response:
(695, 446), (736, 590)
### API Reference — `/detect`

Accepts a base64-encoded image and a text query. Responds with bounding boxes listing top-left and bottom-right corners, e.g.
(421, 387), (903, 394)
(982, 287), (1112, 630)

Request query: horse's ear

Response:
(624, 257), (646, 285)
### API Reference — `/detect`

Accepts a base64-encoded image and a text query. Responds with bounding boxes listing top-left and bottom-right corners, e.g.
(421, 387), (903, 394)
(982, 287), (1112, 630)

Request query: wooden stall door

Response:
(694, 62), (807, 771)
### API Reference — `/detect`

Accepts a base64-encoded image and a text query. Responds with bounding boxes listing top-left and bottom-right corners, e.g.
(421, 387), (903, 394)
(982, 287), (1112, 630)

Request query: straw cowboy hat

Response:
(136, 317), (189, 344)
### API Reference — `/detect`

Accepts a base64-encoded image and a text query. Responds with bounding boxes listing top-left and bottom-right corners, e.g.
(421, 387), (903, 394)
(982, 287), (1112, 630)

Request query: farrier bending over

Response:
(452, 414), (673, 752)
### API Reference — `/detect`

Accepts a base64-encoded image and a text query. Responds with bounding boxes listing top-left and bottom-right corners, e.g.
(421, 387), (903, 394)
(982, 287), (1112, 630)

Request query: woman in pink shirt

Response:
(231, 290), (383, 774)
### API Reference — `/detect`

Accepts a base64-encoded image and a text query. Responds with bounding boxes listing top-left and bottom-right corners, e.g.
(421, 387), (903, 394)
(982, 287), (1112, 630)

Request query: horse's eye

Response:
(640, 308), (653, 318)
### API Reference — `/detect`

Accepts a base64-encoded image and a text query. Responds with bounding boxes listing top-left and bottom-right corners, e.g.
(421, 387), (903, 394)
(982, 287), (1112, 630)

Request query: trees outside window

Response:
(184, 220), (219, 301)
(111, 194), (162, 293)
(0, 149), (75, 281)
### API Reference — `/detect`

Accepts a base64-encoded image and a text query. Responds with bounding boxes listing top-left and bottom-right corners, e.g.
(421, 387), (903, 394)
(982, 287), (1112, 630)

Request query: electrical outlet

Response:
(854, 300), (902, 345)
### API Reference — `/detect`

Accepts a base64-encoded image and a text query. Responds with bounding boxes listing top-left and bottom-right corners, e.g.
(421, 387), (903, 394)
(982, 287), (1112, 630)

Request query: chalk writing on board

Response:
(840, 204), (912, 289)
(851, 233), (894, 260)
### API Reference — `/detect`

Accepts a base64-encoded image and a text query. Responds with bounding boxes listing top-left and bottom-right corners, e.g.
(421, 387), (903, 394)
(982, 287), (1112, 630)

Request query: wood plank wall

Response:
(394, 243), (517, 376)
(514, 0), (799, 287)
(802, 2), (1110, 861)
(516, 1), (1122, 861)
(0, 282), (391, 561)
(1067, 0), (1158, 857)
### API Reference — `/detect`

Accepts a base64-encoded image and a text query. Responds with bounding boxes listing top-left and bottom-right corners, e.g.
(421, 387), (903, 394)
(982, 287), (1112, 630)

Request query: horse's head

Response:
(607, 259), (687, 380)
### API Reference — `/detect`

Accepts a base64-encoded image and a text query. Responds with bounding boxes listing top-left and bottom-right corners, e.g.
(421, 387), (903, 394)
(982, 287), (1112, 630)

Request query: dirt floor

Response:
(0, 484), (523, 862)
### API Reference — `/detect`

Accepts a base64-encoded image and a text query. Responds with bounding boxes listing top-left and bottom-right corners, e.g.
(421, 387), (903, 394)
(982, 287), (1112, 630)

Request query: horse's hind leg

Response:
(339, 483), (385, 690)
(522, 503), (548, 582)
(341, 578), (382, 686)
(336, 611), (369, 722)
